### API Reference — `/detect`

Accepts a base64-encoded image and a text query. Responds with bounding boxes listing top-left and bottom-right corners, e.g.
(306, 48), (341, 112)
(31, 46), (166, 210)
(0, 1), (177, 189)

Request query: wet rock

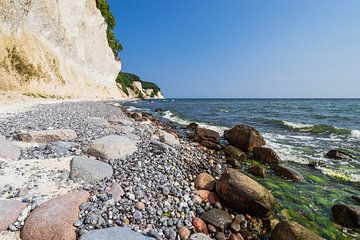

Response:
(271, 220), (323, 240)
(21, 191), (89, 240)
(193, 128), (220, 144)
(325, 149), (353, 160)
(0, 135), (21, 160)
(228, 233), (244, 240)
(253, 147), (281, 165)
(230, 214), (245, 233)
(131, 112), (143, 121)
(193, 217), (208, 234)
(352, 195), (360, 204)
(178, 226), (191, 240)
(331, 204), (360, 228)
(88, 135), (137, 160)
(0, 200), (27, 231)
(80, 226), (154, 239)
(224, 125), (266, 152)
(216, 168), (275, 217)
(226, 157), (242, 168)
(201, 209), (232, 230)
(224, 146), (247, 161)
(195, 173), (216, 191)
(188, 122), (199, 130)
(189, 233), (211, 240)
(70, 156), (113, 183)
(248, 165), (267, 177)
(16, 129), (77, 143)
(201, 140), (222, 151)
(272, 165), (303, 181)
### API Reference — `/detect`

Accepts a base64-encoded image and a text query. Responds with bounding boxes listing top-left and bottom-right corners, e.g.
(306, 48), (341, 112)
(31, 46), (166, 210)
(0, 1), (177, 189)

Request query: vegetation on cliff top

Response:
(116, 72), (161, 98)
(96, 0), (123, 57)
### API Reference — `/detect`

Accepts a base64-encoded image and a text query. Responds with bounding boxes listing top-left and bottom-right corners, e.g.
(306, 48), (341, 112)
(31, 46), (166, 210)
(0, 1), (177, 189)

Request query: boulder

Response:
(224, 125), (266, 152)
(70, 156), (113, 183)
(16, 129), (77, 143)
(188, 122), (199, 130)
(193, 128), (220, 144)
(325, 150), (353, 160)
(271, 220), (323, 240)
(331, 204), (360, 228)
(0, 135), (21, 160)
(131, 112), (143, 121)
(248, 165), (267, 178)
(200, 140), (221, 151)
(272, 165), (303, 181)
(0, 200), (27, 231)
(155, 129), (180, 146)
(189, 233), (211, 240)
(88, 135), (137, 160)
(21, 191), (89, 240)
(253, 147), (281, 165)
(86, 117), (109, 127)
(194, 173), (216, 191)
(216, 168), (275, 217)
(79, 227), (154, 240)
(224, 146), (247, 161)
(201, 209), (232, 230)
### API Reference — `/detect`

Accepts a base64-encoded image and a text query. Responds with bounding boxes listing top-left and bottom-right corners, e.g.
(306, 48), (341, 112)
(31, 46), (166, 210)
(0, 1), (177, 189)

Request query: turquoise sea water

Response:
(124, 99), (360, 239)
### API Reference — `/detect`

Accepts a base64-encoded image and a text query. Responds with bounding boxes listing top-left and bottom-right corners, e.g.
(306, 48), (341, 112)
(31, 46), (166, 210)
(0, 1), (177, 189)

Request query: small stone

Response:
(228, 233), (244, 240)
(189, 233), (211, 240)
(192, 217), (208, 234)
(135, 202), (145, 210)
(207, 224), (217, 233)
(178, 226), (191, 240)
(194, 173), (215, 191)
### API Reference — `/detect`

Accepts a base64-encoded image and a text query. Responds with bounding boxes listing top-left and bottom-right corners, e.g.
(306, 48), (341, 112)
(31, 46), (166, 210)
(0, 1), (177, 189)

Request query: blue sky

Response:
(108, 0), (360, 98)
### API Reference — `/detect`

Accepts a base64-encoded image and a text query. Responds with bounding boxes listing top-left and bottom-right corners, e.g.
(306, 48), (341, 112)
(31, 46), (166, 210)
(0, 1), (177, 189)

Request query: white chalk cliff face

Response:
(0, 0), (121, 99)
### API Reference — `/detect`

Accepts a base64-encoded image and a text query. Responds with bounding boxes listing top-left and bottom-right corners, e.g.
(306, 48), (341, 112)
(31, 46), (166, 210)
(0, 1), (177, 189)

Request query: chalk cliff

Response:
(0, 0), (121, 99)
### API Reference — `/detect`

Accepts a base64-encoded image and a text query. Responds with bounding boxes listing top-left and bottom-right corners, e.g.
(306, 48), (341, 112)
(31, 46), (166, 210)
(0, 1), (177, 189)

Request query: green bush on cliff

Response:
(116, 72), (161, 98)
(96, 0), (123, 57)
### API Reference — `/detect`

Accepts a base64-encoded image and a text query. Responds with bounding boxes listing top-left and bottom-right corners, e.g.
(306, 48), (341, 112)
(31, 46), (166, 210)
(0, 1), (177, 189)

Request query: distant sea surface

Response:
(123, 98), (360, 239)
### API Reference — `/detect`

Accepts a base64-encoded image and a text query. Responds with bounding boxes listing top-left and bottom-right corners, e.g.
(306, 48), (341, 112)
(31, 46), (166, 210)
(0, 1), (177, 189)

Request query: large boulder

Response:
(70, 156), (113, 183)
(253, 147), (281, 165)
(271, 220), (323, 240)
(88, 135), (137, 160)
(272, 165), (303, 181)
(216, 168), (275, 217)
(224, 146), (247, 161)
(325, 150), (353, 160)
(193, 128), (220, 144)
(331, 204), (360, 228)
(224, 125), (266, 152)
(21, 191), (89, 240)
(0, 135), (21, 160)
(86, 117), (110, 127)
(79, 227), (154, 240)
(16, 129), (77, 143)
(0, 200), (27, 231)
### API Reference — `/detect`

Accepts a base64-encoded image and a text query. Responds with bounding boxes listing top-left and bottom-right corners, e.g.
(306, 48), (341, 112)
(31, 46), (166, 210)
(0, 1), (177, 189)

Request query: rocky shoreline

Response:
(0, 100), (359, 240)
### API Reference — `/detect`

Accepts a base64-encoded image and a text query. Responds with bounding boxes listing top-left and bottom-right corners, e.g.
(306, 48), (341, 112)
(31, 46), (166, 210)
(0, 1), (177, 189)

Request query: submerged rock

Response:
(0, 200), (27, 231)
(201, 209), (232, 230)
(70, 156), (113, 183)
(79, 227), (154, 240)
(331, 204), (360, 228)
(325, 149), (353, 160)
(216, 168), (275, 217)
(0, 135), (21, 160)
(271, 220), (323, 240)
(253, 147), (281, 165)
(272, 165), (303, 181)
(248, 165), (267, 177)
(88, 135), (137, 160)
(193, 127), (220, 144)
(188, 122), (199, 130)
(224, 146), (247, 161)
(16, 129), (77, 143)
(224, 125), (266, 152)
(352, 195), (360, 205)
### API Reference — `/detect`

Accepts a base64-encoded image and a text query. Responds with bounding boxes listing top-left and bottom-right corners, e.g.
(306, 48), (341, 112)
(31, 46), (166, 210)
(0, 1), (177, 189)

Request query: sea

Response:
(123, 98), (360, 239)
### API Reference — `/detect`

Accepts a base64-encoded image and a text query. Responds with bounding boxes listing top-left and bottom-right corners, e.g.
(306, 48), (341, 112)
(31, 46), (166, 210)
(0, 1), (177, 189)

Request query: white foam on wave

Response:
(162, 110), (229, 135)
(126, 106), (143, 112)
(351, 130), (360, 139)
(282, 120), (313, 129)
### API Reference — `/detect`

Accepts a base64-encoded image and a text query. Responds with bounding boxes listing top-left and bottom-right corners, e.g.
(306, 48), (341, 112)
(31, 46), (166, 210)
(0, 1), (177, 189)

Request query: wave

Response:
(351, 130), (360, 139)
(162, 110), (229, 134)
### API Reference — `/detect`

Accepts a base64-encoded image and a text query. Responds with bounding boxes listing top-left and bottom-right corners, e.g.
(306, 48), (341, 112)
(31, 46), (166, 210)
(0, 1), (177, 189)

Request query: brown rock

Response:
(193, 217), (208, 234)
(216, 168), (275, 217)
(188, 122), (199, 130)
(272, 165), (303, 181)
(196, 190), (219, 204)
(207, 224), (217, 233)
(195, 173), (216, 191)
(271, 220), (323, 240)
(325, 149), (353, 160)
(131, 112), (143, 121)
(201, 140), (222, 151)
(21, 191), (89, 240)
(16, 129), (77, 143)
(331, 204), (360, 228)
(228, 233), (244, 240)
(193, 128), (220, 144)
(253, 147), (281, 165)
(224, 125), (266, 152)
(248, 165), (267, 177)
(178, 226), (191, 240)
(0, 200), (27, 231)
(224, 146), (247, 161)
(135, 202), (145, 210)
